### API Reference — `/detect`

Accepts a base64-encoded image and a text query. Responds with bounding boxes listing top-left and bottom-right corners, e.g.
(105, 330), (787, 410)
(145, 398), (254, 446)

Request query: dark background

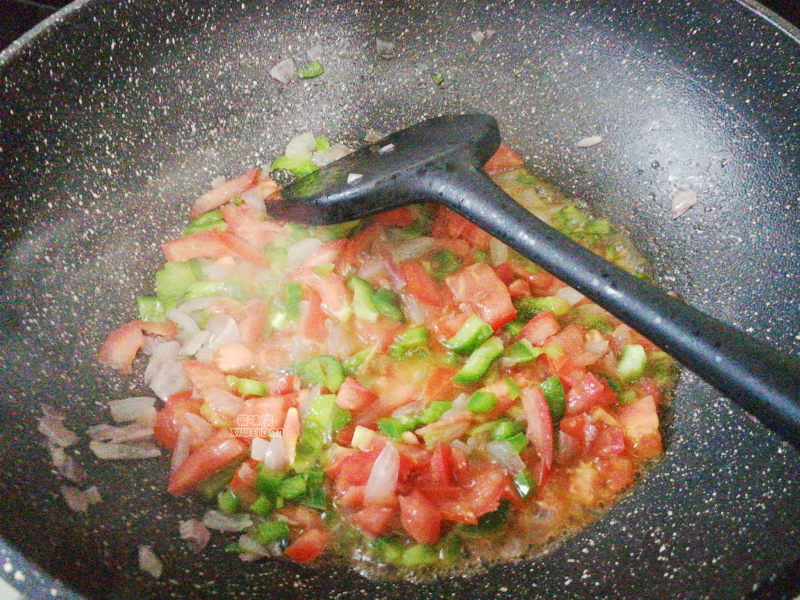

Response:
(1, 0), (799, 50)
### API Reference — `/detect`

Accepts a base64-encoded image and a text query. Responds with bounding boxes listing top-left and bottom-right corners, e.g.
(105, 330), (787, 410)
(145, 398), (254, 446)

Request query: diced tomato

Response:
(336, 484), (366, 507)
(596, 456), (635, 494)
(590, 424), (626, 458)
(399, 260), (452, 307)
(521, 387), (554, 473)
(515, 264), (555, 292)
(559, 413), (597, 451)
(484, 144), (525, 174)
(351, 506), (395, 537)
(283, 407), (300, 466)
(285, 528), (329, 564)
(634, 376), (665, 405)
(431, 310), (472, 341)
(237, 299), (268, 347)
(137, 320), (178, 338)
(445, 262), (516, 330)
(449, 445), (470, 481)
(235, 396), (290, 441)
(268, 373), (300, 395)
(162, 229), (270, 267)
(508, 278), (531, 298)
(373, 206), (417, 227)
(428, 444), (454, 485)
(278, 505), (325, 529)
(302, 239), (347, 269)
(518, 311), (561, 346)
(431, 206), (492, 250)
(328, 450), (381, 487)
(462, 466), (508, 520)
(615, 395), (662, 459)
(494, 262), (515, 284)
(229, 459), (259, 505)
(337, 224), (381, 272)
(98, 321), (146, 375)
(398, 490), (442, 544)
(547, 324), (585, 356)
(190, 168), (260, 218)
(354, 317), (404, 353)
(219, 203), (281, 250)
(335, 377), (378, 411)
(422, 366), (461, 403)
(153, 390), (205, 450)
(168, 430), (248, 495)
(565, 372), (617, 416)
(183, 361), (228, 392)
(301, 288), (327, 344)
(289, 267), (351, 321)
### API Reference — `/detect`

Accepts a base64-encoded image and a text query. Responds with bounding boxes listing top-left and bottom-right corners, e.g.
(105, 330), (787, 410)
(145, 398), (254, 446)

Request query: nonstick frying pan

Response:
(1, 1), (799, 599)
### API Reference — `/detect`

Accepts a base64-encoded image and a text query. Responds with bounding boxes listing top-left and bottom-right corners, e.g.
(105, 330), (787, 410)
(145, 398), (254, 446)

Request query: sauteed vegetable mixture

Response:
(99, 135), (676, 578)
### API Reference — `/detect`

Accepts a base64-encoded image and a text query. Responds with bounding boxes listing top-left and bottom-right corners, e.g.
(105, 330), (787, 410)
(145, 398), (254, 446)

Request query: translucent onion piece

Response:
(364, 442), (400, 505)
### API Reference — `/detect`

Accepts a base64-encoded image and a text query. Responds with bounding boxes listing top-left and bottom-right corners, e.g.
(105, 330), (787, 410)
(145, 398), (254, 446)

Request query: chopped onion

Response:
(285, 237), (323, 272)
(60, 485), (89, 513)
(84, 485), (102, 505)
(470, 30), (486, 43)
(375, 38), (395, 57)
(356, 257), (386, 280)
(489, 237), (509, 265)
(585, 337), (610, 355)
(392, 237), (437, 262)
(37, 414), (79, 447)
(379, 143), (395, 154)
(203, 387), (243, 420)
(442, 393), (469, 418)
(486, 440), (526, 474)
(201, 510), (253, 532)
(311, 142), (352, 167)
(557, 286), (585, 306)
(58, 455), (88, 486)
(250, 437), (269, 462)
(401, 293), (426, 325)
(170, 426), (191, 473)
(364, 129), (386, 143)
(266, 434), (288, 471)
(237, 534), (270, 558)
(576, 135), (603, 148)
(306, 44), (323, 61)
(166, 308), (201, 338)
(241, 186), (266, 213)
(671, 188), (698, 219)
(284, 132), (316, 159)
(47, 443), (67, 468)
(612, 324), (632, 347)
(450, 439), (471, 455)
(144, 340), (190, 401)
(210, 175), (226, 188)
(87, 423), (154, 443)
(108, 397), (156, 425)
(179, 519), (211, 552)
(138, 545), (163, 579)
(182, 330), (211, 357)
(347, 173), (363, 184)
(269, 58), (296, 83)
(364, 442), (400, 505)
(89, 441), (161, 460)
(203, 314), (242, 350)
(177, 296), (218, 314)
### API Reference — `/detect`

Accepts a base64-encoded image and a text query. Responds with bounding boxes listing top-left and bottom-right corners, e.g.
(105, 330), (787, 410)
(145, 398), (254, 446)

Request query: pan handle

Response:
(416, 162), (800, 448)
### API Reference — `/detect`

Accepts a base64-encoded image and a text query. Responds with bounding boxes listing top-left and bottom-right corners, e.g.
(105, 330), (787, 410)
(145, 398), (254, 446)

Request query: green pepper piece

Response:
(502, 340), (544, 366)
(432, 248), (460, 280)
(617, 344), (647, 382)
(491, 419), (525, 441)
(285, 281), (303, 321)
(418, 401), (452, 425)
(255, 520), (290, 545)
(402, 543), (438, 566)
(348, 276), (380, 323)
(255, 466), (284, 496)
(467, 391), (498, 414)
(372, 536), (405, 564)
(513, 469), (535, 499)
(155, 261), (198, 306)
(516, 172), (538, 186)
(271, 155), (319, 177)
(136, 296), (165, 322)
(504, 376), (522, 400)
(250, 494), (274, 516)
(514, 295), (570, 320)
(389, 326), (428, 360)
(315, 136), (330, 151)
(378, 416), (420, 441)
(439, 533), (463, 563)
(539, 375), (566, 422)
(298, 60), (325, 79)
(342, 347), (374, 376)
(182, 209), (227, 236)
(226, 375), (268, 397)
(184, 280), (226, 301)
(441, 314), (493, 355)
(297, 486), (327, 510)
(374, 288), (405, 322)
(503, 320), (525, 338)
(504, 432), (529, 453)
(458, 500), (511, 537)
(277, 475), (307, 500)
(454, 337), (504, 385)
(216, 488), (240, 514)
(295, 354), (345, 393)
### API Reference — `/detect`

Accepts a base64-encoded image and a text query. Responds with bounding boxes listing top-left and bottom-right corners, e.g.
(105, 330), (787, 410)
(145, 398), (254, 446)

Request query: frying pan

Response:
(1, 1), (799, 599)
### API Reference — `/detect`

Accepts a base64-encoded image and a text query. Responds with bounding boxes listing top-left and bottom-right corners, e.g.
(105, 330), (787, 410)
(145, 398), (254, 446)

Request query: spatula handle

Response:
(417, 163), (800, 448)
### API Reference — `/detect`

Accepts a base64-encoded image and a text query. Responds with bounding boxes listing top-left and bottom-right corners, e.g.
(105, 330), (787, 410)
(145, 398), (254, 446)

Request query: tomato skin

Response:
(559, 413), (597, 451)
(190, 167), (260, 217)
(219, 203), (281, 250)
(351, 506), (395, 537)
(615, 395), (662, 459)
(398, 490), (442, 544)
(494, 262), (515, 284)
(522, 387), (554, 473)
(373, 206), (417, 227)
(484, 144), (525, 174)
(445, 262), (517, 330)
(591, 424), (627, 458)
(518, 311), (561, 346)
(428, 444), (454, 485)
(98, 321), (146, 375)
(162, 229), (269, 267)
(508, 278), (531, 298)
(167, 430), (248, 495)
(183, 361), (228, 393)
(154, 391), (205, 450)
(337, 224), (381, 272)
(302, 288), (327, 344)
(399, 260), (452, 307)
(565, 372), (617, 416)
(335, 377), (378, 411)
(328, 450), (381, 487)
(229, 459), (259, 505)
(422, 366), (461, 403)
(236, 396), (290, 441)
(431, 206), (492, 250)
(284, 528), (329, 563)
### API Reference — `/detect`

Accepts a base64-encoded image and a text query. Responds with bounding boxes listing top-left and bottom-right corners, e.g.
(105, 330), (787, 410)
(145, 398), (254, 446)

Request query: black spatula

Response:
(266, 113), (800, 447)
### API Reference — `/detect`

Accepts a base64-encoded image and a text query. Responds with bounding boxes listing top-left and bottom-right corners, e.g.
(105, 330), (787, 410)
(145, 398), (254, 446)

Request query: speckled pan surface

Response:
(1, 0), (799, 598)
